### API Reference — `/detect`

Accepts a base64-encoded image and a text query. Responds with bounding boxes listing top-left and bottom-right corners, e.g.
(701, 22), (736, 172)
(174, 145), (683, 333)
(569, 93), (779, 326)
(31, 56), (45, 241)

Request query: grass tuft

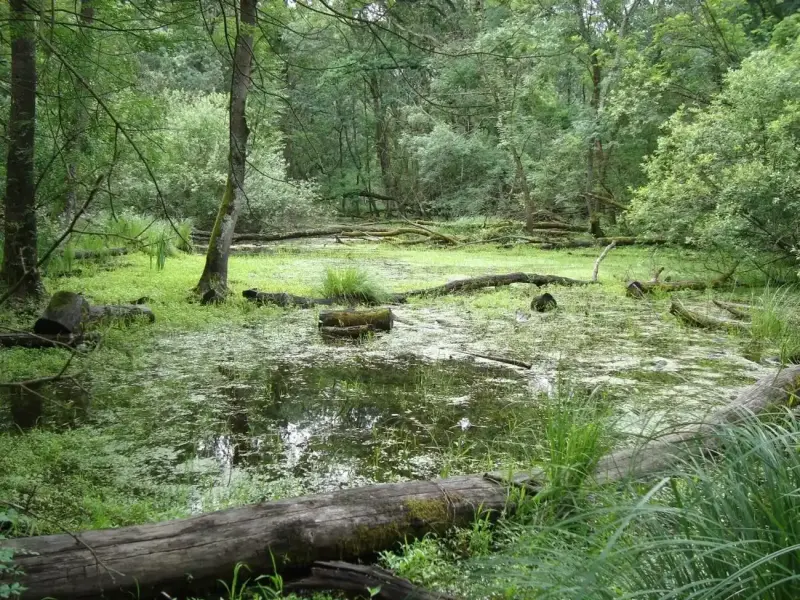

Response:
(318, 267), (387, 304)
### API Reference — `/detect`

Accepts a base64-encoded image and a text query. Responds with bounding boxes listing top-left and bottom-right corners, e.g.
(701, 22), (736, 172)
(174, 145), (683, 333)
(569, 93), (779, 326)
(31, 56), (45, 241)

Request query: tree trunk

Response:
(2, 0), (44, 300)
(513, 150), (536, 233)
(61, 0), (94, 226)
(368, 72), (397, 217)
(195, 0), (256, 298)
(585, 52), (605, 238)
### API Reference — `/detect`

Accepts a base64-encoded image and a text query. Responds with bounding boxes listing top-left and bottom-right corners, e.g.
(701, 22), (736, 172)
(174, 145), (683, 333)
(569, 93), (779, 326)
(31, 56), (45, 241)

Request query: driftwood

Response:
(319, 309), (394, 332)
(669, 299), (750, 332)
(5, 367), (799, 600)
(71, 247), (128, 260)
(320, 325), (377, 338)
(712, 299), (751, 320)
(33, 291), (89, 334)
(287, 561), (455, 600)
(626, 264), (738, 296)
(391, 272), (592, 302)
(0, 333), (90, 349)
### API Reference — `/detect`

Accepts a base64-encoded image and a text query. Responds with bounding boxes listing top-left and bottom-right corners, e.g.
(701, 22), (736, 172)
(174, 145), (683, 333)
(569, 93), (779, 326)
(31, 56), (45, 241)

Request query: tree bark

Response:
(61, 0), (94, 226)
(195, 0), (256, 298)
(367, 72), (397, 216)
(2, 0), (44, 300)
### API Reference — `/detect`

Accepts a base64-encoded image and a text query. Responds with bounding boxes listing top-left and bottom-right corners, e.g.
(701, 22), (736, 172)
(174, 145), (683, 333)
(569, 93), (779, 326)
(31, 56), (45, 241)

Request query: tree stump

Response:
(531, 292), (557, 312)
(33, 291), (89, 334)
(318, 308), (394, 331)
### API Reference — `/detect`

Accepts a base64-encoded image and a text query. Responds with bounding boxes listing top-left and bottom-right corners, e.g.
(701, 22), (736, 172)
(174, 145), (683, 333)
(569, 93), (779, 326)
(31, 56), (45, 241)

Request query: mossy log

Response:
(536, 237), (666, 250)
(626, 264), (738, 296)
(0, 332), (89, 349)
(318, 309), (394, 331)
(320, 325), (377, 338)
(391, 272), (592, 302)
(4, 367), (799, 600)
(33, 291), (89, 334)
(669, 299), (750, 332)
(287, 561), (455, 600)
(192, 225), (452, 245)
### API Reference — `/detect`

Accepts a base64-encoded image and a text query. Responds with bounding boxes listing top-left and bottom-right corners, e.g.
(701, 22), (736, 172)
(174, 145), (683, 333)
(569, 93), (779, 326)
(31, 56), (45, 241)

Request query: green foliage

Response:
(473, 413), (800, 599)
(630, 34), (800, 259)
(318, 267), (387, 304)
(748, 286), (800, 363)
(0, 510), (24, 599)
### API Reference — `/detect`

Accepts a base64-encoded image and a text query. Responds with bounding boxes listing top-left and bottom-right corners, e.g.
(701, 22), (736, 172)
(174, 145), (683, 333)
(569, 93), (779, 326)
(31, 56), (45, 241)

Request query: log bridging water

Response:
(5, 366), (800, 599)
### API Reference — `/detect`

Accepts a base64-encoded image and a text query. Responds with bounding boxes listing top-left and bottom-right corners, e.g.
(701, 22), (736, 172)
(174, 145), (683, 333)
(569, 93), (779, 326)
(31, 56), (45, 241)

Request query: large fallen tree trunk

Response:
(5, 366), (799, 599)
(287, 561), (455, 600)
(390, 272), (593, 302)
(626, 264), (739, 296)
(191, 225), (455, 245)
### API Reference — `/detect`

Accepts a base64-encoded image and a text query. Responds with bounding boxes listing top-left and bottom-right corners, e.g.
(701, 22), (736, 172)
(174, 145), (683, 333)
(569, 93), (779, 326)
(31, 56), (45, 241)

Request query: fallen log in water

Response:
(320, 325), (377, 338)
(391, 272), (593, 302)
(5, 366), (799, 599)
(712, 299), (751, 320)
(669, 299), (750, 332)
(287, 561), (455, 600)
(242, 289), (333, 308)
(86, 304), (156, 326)
(192, 225), (456, 245)
(319, 309), (394, 331)
(626, 264), (739, 297)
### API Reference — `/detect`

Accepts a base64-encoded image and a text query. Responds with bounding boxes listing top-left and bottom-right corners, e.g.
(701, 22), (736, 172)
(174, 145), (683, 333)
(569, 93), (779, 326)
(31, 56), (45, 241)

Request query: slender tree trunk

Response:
(61, 0), (94, 226)
(2, 0), (44, 300)
(367, 72), (396, 217)
(586, 53), (605, 238)
(513, 149), (536, 232)
(196, 0), (256, 298)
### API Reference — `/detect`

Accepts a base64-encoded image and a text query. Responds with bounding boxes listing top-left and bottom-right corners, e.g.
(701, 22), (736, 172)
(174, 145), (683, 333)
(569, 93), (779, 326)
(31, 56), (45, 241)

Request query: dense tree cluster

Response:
(0, 0), (798, 298)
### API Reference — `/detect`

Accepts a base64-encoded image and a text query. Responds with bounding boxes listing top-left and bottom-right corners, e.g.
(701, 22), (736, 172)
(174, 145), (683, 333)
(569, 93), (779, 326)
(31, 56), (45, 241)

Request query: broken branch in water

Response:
(712, 299), (752, 320)
(458, 350), (533, 370)
(627, 263), (739, 297)
(669, 299), (750, 332)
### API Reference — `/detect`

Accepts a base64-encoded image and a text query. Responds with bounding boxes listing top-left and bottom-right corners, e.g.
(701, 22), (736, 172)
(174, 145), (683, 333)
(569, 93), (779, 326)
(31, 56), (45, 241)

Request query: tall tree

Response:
(195, 0), (257, 299)
(2, 0), (43, 299)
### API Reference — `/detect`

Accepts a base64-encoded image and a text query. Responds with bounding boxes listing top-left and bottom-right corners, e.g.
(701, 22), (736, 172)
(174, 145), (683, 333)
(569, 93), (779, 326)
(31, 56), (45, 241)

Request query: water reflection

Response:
(1, 380), (89, 431)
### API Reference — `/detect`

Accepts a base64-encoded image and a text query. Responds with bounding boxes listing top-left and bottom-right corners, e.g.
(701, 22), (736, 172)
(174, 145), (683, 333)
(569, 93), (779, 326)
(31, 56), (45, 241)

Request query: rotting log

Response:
(71, 247), (128, 260)
(0, 332), (91, 349)
(712, 299), (751, 320)
(318, 309), (394, 331)
(86, 304), (155, 326)
(391, 272), (592, 302)
(286, 561), (455, 600)
(320, 325), (377, 339)
(4, 475), (510, 600)
(669, 299), (749, 332)
(626, 264), (739, 296)
(4, 367), (799, 600)
(33, 291), (89, 334)
(191, 225), (449, 245)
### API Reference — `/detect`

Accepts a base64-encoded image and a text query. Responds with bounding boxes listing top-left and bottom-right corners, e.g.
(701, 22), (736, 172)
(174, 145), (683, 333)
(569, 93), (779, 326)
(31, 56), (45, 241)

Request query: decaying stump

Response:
(320, 325), (376, 339)
(531, 293), (557, 312)
(318, 309), (394, 331)
(33, 291), (89, 334)
(287, 561), (455, 600)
